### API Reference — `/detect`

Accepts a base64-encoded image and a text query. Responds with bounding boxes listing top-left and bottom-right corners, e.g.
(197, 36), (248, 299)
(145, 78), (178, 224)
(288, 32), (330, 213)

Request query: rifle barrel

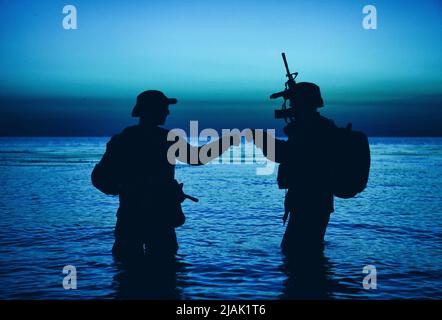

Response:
(281, 52), (291, 78)
(184, 194), (199, 203)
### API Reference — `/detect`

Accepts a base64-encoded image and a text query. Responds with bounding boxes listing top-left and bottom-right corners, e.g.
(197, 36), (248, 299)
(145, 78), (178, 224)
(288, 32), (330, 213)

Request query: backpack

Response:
(91, 135), (122, 196)
(332, 123), (370, 198)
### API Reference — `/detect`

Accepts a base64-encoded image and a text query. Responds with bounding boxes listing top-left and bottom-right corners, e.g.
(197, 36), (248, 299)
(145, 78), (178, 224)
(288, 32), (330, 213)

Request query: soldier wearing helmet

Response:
(255, 82), (338, 257)
(93, 90), (237, 261)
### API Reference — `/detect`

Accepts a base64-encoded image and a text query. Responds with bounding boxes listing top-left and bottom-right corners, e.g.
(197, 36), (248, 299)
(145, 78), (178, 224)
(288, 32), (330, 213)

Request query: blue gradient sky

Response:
(0, 0), (441, 135)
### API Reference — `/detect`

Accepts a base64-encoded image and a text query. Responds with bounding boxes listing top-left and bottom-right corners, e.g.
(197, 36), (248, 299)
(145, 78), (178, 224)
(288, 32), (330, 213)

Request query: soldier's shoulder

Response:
(319, 115), (337, 130)
(121, 125), (141, 136)
(108, 126), (139, 145)
(114, 125), (172, 141)
(120, 125), (145, 140)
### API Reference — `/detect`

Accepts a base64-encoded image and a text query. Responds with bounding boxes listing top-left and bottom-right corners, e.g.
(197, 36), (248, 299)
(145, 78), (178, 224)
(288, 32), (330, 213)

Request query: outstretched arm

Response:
(172, 134), (238, 165)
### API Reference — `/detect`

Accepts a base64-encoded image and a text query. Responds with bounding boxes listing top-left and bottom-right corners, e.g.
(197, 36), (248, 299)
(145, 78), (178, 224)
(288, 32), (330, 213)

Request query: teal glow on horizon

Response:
(0, 0), (441, 103)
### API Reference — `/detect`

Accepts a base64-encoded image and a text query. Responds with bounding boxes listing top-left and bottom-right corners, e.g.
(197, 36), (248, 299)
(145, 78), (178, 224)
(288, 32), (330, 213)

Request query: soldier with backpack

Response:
(253, 54), (370, 257)
(255, 82), (339, 255)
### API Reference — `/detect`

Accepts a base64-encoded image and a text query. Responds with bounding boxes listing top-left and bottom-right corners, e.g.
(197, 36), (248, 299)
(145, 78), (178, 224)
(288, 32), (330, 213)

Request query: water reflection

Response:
(111, 250), (359, 300)
(112, 254), (189, 299)
(279, 252), (357, 299)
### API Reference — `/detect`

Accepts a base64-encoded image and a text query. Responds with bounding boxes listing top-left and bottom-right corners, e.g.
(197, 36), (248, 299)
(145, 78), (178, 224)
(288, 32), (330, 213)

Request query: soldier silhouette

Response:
(92, 90), (237, 261)
(254, 82), (338, 257)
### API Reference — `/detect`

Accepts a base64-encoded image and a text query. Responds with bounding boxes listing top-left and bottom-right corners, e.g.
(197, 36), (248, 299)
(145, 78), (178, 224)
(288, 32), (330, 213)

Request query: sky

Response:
(0, 0), (441, 136)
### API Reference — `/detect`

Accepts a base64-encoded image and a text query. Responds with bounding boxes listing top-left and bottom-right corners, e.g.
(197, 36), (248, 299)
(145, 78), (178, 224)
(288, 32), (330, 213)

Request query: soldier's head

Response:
(292, 82), (324, 118)
(132, 90), (177, 126)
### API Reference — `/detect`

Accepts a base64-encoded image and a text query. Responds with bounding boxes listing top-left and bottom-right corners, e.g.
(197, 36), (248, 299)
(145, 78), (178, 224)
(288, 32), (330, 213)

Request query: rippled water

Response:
(0, 137), (441, 299)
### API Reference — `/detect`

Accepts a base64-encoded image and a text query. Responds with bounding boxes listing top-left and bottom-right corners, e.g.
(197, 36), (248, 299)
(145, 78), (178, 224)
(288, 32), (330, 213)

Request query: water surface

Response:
(0, 137), (441, 299)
